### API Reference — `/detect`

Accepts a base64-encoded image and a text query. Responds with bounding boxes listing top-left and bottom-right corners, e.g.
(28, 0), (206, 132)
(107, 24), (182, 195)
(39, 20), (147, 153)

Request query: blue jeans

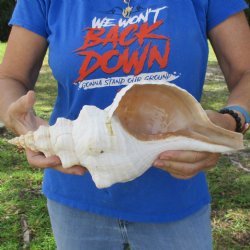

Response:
(47, 199), (212, 250)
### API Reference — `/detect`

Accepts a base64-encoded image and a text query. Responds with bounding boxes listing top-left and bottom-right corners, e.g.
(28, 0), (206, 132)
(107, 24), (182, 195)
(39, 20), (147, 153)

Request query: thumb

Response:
(24, 90), (36, 112)
(11, 90), (36, 115)
(206, 109), (235, 131)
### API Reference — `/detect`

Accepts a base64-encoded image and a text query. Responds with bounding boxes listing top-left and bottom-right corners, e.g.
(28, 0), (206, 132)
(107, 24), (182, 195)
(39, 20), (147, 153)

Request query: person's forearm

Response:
(0, 26), (48, 128)
(226, 70), (250, 108)
(225, 70), (250, 125)
(208, 11), (250, 128)
(0, 77), (29, 126)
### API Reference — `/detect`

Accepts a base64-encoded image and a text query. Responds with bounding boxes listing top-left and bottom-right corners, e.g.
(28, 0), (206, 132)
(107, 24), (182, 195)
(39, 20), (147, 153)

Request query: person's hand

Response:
(7, 91), (86, 175)
(6, 90), (47, 135)
(153, 110), (236, 179)
(154, 150), (220, 179)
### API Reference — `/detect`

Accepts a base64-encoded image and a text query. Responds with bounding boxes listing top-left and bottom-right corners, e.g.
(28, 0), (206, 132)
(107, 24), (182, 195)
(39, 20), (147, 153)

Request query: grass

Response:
(208, 42), (218, 65)
(0, 42), (250, 249)
(0, 42), (7, 61)
(0, 44), (57, 249)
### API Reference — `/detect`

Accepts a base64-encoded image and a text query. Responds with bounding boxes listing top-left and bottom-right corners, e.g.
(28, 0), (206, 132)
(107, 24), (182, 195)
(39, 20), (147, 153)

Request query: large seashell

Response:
(9, 81), (244, 188)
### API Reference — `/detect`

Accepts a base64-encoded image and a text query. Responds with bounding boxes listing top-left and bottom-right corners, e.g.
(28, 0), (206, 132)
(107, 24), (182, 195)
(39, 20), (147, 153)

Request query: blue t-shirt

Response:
(10, 0), (247, 222)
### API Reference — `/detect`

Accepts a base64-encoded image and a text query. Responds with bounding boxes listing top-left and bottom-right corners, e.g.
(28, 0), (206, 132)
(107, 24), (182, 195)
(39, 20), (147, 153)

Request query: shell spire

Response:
(8, 125), (54, 157)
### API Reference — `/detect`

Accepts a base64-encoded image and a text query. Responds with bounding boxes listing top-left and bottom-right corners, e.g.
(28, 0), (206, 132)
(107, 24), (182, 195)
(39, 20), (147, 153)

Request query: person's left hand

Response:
(153, 150), (220, 179)
(153, 110), (236, 179)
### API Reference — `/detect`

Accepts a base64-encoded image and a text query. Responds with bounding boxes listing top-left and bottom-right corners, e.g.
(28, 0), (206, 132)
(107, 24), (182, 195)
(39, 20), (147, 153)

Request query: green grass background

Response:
(0, 42), (249, 249)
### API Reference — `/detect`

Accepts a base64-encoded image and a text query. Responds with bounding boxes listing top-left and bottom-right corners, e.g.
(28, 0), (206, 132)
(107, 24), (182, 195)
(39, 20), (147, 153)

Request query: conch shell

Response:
(9, 81), (244, 188)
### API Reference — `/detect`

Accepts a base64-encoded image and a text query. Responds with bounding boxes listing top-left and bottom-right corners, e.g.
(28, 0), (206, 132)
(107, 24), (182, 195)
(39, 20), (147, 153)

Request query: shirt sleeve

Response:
(207, 0), (248, 32)
(8, 0), (49, 39)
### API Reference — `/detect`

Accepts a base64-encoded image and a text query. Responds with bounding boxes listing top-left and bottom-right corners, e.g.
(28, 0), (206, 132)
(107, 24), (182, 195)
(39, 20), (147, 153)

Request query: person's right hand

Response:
(7, 90), (47, 135)
(6, 91), (86, 175)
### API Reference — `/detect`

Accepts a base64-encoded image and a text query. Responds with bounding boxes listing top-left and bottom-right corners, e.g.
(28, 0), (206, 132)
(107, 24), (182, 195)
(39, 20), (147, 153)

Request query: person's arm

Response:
(208, 11), (250, 129)
(154, 11), (250, 179)
(0, 26), (85, 175)
(0, 26), (47, 133)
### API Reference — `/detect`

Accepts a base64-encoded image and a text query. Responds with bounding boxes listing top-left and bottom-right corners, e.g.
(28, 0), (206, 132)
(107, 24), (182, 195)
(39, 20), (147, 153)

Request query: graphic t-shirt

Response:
(10, 0), (247, 222)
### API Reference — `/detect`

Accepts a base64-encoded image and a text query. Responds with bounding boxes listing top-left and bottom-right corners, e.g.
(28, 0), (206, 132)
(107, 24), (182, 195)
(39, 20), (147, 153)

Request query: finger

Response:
(154, 154), (219, 177)
(169, 173), (195, 180)
(24, 91), (36, 112)
(159, 154), (219, 173)
(52, 165), (87, 176)
(26, 149), (61, 168)
(155, 160), (196, 179)
(26, 149), (87, 175)
(11, 91), (36, 115)
(158, 150), (216, 163)
(36, 117), (49, 126)
(206, 110), (236, 131)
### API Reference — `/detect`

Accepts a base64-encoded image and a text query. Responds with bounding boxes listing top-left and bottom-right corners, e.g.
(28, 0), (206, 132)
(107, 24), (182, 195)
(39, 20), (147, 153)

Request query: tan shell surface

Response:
(9, 82), (244, 188)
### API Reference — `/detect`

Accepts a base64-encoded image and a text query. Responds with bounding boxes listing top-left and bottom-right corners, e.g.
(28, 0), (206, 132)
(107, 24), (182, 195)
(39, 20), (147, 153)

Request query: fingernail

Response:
(160, 155), (170, 160)
(154, 160), (164, 167)
(76, 169), (86, 176)
(76, 173), (83, 176)
(52, 160), (61, 166)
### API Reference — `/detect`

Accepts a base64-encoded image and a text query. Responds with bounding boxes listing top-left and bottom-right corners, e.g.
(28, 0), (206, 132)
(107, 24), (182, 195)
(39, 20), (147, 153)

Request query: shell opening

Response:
(114, 84), (195, 141)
